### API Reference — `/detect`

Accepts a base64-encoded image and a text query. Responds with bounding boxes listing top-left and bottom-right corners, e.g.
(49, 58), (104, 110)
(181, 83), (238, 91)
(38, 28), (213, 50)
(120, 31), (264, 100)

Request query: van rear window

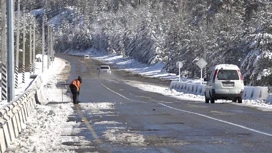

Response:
(100, 66), (110, 69)
(217, 70), (239, 80)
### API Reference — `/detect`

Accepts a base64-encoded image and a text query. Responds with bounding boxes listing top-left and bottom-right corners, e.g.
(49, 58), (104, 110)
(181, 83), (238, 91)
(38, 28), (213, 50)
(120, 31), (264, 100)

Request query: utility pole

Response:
(204, 13), (209, 79)
(50, 27), (54, 62)
(42, 14), (45, 73)
(203, 28), (207, 79)
(22, 7), (25, 83)
(1, 0), (7, 101)
(46, 0), (50, 69)
(7, 0), (15, 102)
(29, 21), (32, 74)
(203, 6), (208, 79)
(32, 19), (36, 74)
(15, 0), (20, 88)
(47, 25), (50, 69)
(84, 0), (88, 26)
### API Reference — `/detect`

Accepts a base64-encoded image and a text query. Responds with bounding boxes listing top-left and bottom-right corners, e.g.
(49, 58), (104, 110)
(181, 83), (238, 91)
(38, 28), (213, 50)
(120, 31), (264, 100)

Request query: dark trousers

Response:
(69, 84), (79, 103)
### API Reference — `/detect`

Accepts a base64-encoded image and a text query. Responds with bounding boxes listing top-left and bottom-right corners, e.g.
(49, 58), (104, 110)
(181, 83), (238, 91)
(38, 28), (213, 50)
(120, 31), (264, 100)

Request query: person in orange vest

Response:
(69, 76), (82, 104)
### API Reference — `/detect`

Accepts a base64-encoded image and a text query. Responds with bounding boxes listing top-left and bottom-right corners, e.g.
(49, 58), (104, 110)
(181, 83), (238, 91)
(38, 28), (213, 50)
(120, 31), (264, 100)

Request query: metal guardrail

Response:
(0, 75), (43, 153)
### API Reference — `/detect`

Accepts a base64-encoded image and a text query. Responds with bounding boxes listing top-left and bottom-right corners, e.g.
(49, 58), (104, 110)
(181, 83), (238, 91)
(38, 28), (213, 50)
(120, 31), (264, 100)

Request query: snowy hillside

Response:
(3, 0), (272, 86)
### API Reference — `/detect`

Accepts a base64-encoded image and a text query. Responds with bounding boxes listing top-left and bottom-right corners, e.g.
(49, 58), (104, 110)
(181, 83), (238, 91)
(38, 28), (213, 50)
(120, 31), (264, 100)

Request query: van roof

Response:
(214, 64), (240, 70)
(100, 64), (110, 67)
(100, 65), (110, 68)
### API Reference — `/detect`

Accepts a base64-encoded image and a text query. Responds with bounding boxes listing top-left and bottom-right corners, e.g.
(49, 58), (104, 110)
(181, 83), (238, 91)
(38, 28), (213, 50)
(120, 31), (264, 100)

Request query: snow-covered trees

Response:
(53, 0), (272, 85)
(6, 0), (272, 85)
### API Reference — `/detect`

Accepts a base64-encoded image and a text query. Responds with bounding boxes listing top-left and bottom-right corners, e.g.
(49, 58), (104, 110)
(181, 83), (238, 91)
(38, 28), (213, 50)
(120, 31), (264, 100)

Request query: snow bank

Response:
(169, 81), (272, 103)
(0, 55), (69, 153)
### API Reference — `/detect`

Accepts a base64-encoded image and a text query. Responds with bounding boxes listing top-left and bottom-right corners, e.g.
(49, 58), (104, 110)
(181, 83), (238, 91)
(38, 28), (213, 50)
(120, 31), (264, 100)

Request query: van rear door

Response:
(215, 69), (243, 93)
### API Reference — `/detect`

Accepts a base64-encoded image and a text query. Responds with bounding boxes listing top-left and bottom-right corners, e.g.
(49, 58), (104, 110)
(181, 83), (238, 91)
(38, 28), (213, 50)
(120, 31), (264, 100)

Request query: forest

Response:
(1, 0), (272, 86)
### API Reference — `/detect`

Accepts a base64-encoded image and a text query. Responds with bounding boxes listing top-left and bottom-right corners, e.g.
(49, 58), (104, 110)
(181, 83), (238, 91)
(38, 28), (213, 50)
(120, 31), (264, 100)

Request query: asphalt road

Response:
(59, 54), (272, 153)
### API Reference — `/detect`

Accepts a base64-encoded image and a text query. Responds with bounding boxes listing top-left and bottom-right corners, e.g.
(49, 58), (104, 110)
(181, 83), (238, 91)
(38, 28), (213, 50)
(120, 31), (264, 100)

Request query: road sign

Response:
(176, 61), (183, 82)
(176, 61), (183, 68)
(195, 58), (207, 85)
(195, 58), (207, 69)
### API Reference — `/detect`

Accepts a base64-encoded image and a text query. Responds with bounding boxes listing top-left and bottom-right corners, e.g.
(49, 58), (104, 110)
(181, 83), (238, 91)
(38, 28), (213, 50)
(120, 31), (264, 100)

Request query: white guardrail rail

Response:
(169, 81), (272, 102)
(0, 75), (44, 153)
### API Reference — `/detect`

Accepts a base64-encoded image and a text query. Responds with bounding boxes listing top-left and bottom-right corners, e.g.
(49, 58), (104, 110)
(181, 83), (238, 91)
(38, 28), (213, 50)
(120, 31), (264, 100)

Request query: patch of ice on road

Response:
(82, 102), (115, 110)
(80, 102), (115, 115)
(94, 121), (121, 125)
(103, 129), (146, 146)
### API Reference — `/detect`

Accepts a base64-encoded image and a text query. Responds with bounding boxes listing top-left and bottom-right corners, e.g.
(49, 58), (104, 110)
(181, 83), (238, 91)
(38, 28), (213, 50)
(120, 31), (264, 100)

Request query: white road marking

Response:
(100, 82), (146, 103)
(159, 103), (272, 137)
(100, 81), (272, 137)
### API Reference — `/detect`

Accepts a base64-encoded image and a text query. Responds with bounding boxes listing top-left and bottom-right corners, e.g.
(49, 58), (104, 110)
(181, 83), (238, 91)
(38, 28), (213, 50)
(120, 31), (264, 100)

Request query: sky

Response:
(3, 49), (272, 153)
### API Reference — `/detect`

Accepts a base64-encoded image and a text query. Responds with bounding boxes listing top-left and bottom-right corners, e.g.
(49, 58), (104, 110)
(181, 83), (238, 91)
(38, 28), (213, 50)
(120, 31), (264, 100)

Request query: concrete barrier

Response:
(170, 81), (205, 96)
(0, 82), (38, 153)
(169, 81), (270, 102)
(243, 86), (254, 99)
(0, 57), (61, 153)
(267, 95), (272, 104)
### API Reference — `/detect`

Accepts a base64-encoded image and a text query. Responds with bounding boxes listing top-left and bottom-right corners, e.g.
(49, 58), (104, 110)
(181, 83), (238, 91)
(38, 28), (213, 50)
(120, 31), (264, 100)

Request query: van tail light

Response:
(237, 70), (243, 80)
(213, 69), (218, 83)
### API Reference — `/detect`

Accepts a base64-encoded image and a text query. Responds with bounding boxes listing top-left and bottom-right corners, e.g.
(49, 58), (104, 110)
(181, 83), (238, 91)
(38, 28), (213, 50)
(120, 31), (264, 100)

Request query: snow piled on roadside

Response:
(6, 57), (77, 153)
(7, 104), (75, 153)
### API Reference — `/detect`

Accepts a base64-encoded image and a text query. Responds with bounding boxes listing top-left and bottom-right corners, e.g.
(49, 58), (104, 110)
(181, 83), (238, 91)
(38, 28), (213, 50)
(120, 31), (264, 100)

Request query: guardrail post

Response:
(9, 105), (19, 138)
(25, 99), (31, 117)
(0, 114), (8, 153)
(18, 99), (26, 129)
(13, 104), (22, 135)
(0, 121), (7, 153)
(3, 107), (14, 147)
(30, 95), (35, 110)
(5, 111), (15, 143)
(21, 98), (28, 122)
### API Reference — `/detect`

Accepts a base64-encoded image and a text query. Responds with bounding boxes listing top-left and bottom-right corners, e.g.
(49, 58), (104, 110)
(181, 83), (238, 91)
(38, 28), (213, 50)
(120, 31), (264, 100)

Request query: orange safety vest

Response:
(70, 79), (81, 91)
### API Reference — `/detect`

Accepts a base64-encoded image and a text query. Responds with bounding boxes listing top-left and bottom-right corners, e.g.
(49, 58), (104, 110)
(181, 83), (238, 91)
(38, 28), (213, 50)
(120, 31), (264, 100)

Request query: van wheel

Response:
(205, 97), (209, 103)
(238, 98), (242, 103)
(210, 98), (215, 103)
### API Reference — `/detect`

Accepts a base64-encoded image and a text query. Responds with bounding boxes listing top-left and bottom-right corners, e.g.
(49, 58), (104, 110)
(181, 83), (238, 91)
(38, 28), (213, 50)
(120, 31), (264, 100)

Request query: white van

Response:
(84, 55), (89, 59)
(97, 65), (111, 75)
(204, 64), (244, 103)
